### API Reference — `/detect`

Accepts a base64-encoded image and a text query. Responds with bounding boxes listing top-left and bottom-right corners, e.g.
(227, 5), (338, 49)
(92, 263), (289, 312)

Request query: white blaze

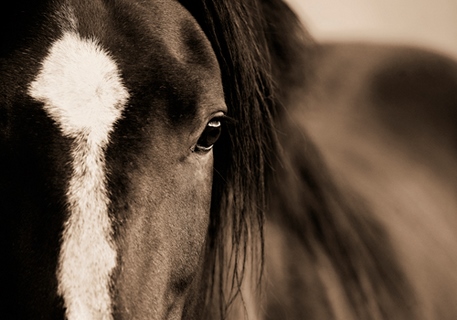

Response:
(28, 32), (129, 319)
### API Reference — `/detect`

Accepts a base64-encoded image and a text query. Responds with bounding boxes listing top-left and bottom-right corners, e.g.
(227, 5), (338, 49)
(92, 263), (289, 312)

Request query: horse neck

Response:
(260, 113), (419, 320)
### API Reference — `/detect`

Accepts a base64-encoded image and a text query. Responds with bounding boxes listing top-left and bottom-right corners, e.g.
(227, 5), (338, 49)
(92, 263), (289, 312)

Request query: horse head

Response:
(0, 0), (283, 318)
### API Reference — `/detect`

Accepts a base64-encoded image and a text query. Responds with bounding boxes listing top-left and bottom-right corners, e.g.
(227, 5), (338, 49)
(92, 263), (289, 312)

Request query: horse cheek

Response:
(174, 153), (213, 261)
(113, 152), (213, 319)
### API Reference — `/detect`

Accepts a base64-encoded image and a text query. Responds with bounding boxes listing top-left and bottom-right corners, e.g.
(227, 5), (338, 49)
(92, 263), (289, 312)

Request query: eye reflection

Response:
(194, 118), (223, 153)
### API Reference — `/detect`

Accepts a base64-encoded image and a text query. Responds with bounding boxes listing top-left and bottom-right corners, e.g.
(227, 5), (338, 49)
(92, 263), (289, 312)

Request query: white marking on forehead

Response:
(29, 32), (127, 141)
(29, 32), (129, 320)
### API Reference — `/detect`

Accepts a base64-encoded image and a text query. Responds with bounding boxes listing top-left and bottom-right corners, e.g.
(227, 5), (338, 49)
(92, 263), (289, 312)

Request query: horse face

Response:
(1, 0), (224, 318)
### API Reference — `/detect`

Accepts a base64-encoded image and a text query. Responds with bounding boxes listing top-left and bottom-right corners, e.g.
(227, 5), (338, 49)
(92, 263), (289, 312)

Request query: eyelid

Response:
(213, 114), (234, 125)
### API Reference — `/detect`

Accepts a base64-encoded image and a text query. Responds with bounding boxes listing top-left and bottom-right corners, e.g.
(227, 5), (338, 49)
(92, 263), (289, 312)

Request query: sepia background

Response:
(287, 0), (457, 59)
(281, 5), (457, 315)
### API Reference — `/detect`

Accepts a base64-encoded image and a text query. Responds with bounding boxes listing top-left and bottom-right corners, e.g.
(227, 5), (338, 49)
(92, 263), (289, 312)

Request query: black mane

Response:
(178, 0), (314, 317)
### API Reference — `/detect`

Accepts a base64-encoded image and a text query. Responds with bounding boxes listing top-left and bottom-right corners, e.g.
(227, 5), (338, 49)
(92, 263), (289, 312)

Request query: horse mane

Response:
(180, 0), (419, 319)
(177, 0), (314, 318)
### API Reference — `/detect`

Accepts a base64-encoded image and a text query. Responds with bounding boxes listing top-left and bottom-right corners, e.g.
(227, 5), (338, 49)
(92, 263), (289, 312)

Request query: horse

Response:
(2, 0), (457, 319)
(0, 0), (299, 318)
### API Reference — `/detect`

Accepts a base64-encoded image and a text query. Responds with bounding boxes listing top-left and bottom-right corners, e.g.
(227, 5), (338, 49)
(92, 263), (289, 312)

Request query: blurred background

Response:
(268, 2), (457, 316)
(286, 0), (457, 59)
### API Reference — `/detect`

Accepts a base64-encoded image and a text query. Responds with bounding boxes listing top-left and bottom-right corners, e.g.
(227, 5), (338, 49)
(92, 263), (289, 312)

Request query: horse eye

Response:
(194, 119), (223, 152)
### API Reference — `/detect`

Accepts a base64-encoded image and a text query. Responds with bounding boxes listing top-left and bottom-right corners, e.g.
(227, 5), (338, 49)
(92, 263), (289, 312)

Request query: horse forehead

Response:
(51, 0), (221, 102)
(113, 0), (223, 92)
(68, 0), (220, 71)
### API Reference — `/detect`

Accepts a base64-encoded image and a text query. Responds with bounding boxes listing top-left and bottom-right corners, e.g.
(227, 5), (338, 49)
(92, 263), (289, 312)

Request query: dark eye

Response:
(194, 118), (223, 153)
